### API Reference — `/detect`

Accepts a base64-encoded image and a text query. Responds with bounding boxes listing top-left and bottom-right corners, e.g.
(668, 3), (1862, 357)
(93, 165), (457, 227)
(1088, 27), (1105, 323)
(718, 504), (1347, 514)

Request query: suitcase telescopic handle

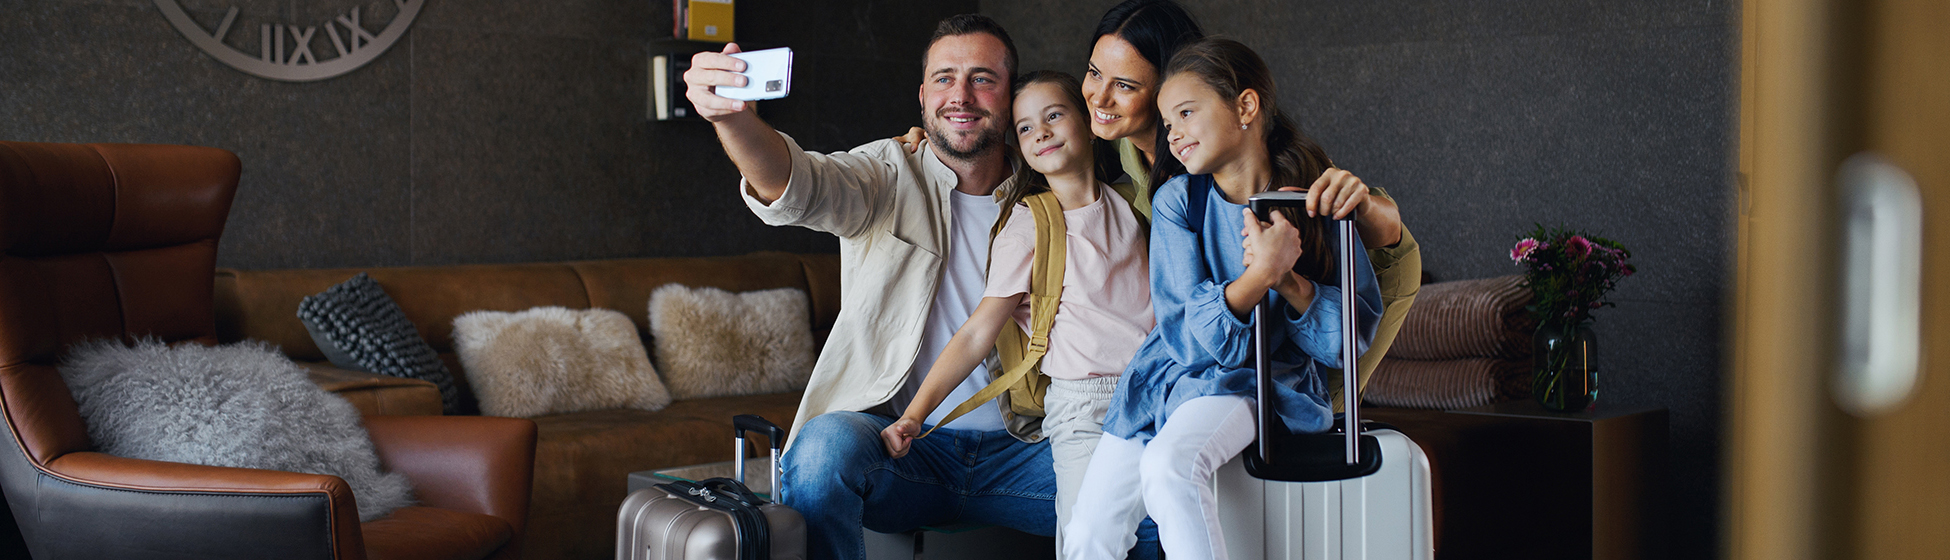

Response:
(1337, 219), (1360, 466)
(1248, 191), (1362, 467)
(732, 414), (788, 493)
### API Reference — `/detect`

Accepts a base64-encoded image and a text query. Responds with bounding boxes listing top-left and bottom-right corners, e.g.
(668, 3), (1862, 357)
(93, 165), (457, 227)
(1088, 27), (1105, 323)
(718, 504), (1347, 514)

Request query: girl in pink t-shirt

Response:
(880, 70), (1154, 552)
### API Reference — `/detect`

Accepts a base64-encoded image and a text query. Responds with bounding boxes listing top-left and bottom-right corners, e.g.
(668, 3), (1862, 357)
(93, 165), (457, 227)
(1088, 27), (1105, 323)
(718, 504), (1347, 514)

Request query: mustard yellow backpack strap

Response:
(920, 192), (1066, 438)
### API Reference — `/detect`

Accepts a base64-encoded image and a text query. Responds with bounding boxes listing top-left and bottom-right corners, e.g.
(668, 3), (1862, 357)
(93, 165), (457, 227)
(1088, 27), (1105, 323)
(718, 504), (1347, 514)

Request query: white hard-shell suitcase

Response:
(1216, 194), (1435, 560)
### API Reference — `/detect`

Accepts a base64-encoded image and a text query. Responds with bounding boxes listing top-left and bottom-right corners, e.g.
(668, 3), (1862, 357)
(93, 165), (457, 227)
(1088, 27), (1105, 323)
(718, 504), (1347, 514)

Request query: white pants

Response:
(1044, 375), (1120, 558)
(1063, 395), (1258, 560)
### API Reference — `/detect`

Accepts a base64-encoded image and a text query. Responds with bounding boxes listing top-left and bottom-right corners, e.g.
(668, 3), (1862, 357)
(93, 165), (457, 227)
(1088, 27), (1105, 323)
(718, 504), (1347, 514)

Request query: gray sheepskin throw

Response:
(58, 339), (415, 522)
(648, 285), (815, 400)
(452, 306), (672, 418)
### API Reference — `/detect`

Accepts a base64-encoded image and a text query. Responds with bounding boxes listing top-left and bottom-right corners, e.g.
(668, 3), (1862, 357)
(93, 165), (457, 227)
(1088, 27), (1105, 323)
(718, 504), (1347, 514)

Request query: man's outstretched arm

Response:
(686, 43), (792, 203)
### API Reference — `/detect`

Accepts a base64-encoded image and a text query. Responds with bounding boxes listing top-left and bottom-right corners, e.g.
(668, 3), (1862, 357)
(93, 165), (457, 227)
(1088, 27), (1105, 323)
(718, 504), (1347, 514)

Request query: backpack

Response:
(924, 185), (1146, 436)
(1184, 174), (1212, 235)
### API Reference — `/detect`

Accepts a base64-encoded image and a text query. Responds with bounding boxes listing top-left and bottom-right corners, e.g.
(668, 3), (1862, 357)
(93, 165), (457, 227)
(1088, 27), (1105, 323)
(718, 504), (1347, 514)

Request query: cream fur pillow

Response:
(452, 307), (672, 417)
(648, 285), (815, 400)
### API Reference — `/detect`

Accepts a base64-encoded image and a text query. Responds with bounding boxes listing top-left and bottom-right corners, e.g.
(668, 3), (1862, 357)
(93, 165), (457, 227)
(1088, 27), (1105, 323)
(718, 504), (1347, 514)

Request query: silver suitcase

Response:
(617, 415), (807, 560)
(1217, 194), (1435, 559)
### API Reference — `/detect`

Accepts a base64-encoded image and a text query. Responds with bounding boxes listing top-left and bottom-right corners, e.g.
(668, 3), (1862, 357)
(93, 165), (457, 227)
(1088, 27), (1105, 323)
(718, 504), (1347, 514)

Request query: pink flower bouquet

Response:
(1511, 225), (1635, 327)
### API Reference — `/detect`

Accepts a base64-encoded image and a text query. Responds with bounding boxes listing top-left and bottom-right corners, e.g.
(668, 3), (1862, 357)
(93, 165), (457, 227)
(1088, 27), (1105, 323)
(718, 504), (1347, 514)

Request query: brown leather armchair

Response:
(0, 141), (538, 560)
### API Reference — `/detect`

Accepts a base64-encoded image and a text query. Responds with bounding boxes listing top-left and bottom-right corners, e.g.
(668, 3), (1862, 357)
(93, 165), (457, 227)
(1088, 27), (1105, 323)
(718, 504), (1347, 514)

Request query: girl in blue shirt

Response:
(1063, 38), (1383, 560)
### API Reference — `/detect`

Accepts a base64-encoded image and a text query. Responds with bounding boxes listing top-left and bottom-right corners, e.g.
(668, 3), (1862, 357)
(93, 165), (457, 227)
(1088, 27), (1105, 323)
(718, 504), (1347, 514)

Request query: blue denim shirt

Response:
(1102, 174), (1383, 441)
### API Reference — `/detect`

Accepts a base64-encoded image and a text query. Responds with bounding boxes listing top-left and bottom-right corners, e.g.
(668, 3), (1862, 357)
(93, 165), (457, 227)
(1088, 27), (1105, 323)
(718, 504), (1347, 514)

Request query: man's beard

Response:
(924, 108), (1006, 161)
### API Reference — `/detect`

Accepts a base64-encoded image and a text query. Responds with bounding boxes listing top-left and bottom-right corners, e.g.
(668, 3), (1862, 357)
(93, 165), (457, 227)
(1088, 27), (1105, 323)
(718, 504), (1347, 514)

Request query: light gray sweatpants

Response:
(1043, 375), (1121, 558)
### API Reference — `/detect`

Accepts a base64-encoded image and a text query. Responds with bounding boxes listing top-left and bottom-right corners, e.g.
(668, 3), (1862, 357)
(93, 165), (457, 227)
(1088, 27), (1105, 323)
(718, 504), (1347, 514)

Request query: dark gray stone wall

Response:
(983, 1), (1734, 557)
(1, 0), (977, 269)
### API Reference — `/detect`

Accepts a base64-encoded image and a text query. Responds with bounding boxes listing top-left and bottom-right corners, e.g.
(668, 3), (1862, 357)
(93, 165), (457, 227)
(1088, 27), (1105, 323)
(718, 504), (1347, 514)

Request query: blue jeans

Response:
(781, 411), (1160, 560)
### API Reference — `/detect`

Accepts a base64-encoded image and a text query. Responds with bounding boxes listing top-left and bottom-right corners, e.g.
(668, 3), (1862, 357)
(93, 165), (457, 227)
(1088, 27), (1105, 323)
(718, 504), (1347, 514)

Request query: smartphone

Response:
(717, 47), (793, 101)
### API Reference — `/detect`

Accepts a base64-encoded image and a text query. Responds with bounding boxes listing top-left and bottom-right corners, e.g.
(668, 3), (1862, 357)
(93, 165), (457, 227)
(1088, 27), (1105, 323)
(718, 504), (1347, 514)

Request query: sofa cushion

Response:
(452, 306), (672, 418)
(523, 391), (802, 560)
(571, 252), (819, 338)
(302, 362), (444, 417)
(1364, 357), (1531, 410)
(1384, 275), (1534, 361)
(648, 285), (815, 400)
(298, 272), (463, 414)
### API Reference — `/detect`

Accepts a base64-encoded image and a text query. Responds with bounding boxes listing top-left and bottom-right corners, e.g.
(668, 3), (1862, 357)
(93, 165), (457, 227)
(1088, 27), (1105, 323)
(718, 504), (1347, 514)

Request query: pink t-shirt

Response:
(983, 183), (1154, 380)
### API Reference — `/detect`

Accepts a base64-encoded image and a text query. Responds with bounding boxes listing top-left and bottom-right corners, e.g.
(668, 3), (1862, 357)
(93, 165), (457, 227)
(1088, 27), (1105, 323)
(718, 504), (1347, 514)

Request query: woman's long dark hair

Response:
(1089, 0), (1204, 188)
(1164, 38), (1337, 282)
(997, 71), (1089, 213)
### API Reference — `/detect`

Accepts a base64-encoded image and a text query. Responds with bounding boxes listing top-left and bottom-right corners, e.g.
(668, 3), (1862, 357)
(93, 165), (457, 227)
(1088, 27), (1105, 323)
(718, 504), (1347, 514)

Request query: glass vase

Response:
(1532, 321), (1598, 412)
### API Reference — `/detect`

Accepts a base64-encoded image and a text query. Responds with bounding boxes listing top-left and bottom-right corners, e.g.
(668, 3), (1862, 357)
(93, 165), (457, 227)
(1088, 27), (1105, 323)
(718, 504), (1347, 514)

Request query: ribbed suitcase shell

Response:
(616, 486), (806, 560)
(1215, 429), (1434, 559)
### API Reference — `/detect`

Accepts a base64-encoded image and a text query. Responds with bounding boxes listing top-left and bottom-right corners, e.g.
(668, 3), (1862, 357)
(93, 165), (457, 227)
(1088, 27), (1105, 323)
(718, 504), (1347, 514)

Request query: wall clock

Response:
(154, 0), (424, 82)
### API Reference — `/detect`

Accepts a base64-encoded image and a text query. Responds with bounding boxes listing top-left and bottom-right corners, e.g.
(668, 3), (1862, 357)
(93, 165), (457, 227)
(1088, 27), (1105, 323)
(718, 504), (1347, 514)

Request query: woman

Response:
(1081, 0), (1204, 218)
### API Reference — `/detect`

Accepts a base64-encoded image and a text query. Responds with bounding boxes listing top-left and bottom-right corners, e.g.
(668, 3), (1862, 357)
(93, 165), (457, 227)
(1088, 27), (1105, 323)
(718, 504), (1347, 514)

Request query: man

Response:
(685, 14), (1053, 560)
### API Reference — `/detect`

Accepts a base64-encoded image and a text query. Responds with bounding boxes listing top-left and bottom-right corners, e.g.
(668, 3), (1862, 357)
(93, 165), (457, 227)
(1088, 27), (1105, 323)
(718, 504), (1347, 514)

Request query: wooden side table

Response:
(1367, 401), (1668, 560)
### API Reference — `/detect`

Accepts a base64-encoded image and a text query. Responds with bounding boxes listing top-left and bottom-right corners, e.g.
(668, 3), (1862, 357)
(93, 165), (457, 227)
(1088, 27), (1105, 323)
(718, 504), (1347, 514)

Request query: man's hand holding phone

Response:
(684, 44), (756, 121)
(685, 44), (794, 122)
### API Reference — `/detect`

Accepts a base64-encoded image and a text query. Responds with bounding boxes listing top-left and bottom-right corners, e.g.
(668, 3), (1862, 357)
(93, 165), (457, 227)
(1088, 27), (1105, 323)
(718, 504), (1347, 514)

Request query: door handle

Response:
(1835, 153), (1924, 417)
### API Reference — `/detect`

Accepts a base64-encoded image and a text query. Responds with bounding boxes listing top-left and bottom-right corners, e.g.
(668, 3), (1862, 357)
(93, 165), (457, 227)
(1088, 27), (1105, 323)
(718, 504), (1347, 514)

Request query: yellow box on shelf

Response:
(679, 0), (733, 43)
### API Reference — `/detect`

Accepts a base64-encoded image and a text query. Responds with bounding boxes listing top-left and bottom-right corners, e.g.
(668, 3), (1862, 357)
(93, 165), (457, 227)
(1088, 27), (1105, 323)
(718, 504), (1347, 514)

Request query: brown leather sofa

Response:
(0, 141), (538, 560)
(212, 259), (1530, 560)
(214, 251), (839, 560)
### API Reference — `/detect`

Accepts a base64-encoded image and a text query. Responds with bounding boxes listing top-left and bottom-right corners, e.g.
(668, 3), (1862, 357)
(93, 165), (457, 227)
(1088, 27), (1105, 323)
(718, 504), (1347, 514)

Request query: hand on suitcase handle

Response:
(1240, 208), (1308, 304)
(1302, 169), (1370, 220)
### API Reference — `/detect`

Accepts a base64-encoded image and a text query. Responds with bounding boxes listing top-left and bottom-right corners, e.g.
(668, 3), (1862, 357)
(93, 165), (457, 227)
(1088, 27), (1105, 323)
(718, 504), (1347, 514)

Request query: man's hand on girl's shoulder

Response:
(893, 127), (928, 154)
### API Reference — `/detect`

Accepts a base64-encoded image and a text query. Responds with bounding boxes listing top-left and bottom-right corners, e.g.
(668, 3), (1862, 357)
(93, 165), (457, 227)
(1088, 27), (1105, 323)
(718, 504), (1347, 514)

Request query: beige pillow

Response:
(452, 306), (672, 417)
(648, 285), (815, 400)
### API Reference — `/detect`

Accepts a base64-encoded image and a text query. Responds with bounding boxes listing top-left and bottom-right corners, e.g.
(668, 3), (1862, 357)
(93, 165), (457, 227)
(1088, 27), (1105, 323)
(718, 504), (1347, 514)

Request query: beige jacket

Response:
(741, 132), (1027, 448)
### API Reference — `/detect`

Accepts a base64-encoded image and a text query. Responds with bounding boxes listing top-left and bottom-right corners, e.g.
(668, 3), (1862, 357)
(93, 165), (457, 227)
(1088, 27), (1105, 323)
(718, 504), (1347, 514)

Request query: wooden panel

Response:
(1728, 0), (1849, 557)
(1734, 0), (1950, 558)
(1850, 0), (1950, 556)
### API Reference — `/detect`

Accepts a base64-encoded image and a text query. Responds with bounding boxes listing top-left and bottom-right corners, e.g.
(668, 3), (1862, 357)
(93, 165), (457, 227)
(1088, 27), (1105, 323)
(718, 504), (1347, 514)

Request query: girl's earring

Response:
(1241, 124), (1249, 130)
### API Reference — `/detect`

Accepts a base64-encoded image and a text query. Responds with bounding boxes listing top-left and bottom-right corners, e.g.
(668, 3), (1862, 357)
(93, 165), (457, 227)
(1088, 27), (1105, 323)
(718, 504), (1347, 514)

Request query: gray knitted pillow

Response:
(298, 273), (461, 414)
(58, 339), (415, 522)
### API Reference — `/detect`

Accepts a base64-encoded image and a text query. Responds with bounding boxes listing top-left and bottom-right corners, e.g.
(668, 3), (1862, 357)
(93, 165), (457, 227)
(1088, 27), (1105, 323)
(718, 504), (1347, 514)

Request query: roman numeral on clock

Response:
(262, 7), (382, 66)
(155, 0), (425, 82)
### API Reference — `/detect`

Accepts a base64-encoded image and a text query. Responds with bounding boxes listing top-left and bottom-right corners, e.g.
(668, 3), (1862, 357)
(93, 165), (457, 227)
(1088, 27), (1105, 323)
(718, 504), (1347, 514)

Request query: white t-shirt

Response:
(890, 190), (1006, 432)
